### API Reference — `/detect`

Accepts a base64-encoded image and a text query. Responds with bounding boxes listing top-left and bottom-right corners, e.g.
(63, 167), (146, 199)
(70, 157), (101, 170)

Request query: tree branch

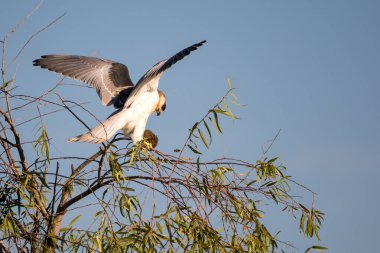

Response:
(0, 240), (11, 253)
(0, 109), (48, 218)
(47, 148), (106, 247)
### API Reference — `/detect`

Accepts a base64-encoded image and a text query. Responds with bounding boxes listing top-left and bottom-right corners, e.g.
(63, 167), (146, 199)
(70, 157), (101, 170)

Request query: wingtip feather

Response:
(67, 137), (79, 143)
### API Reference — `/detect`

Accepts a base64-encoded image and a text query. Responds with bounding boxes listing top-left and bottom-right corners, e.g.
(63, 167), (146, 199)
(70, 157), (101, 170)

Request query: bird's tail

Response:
(68, 111), (126, 144)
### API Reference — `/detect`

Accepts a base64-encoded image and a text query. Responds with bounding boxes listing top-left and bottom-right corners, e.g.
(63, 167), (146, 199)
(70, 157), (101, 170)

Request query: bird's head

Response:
(156, 90), (167, 116)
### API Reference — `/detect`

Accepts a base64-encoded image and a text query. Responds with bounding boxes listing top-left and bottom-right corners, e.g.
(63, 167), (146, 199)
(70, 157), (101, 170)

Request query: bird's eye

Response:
(161, 103), (166, 111)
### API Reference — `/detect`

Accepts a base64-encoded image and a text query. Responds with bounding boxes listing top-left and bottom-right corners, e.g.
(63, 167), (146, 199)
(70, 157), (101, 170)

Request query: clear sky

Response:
(1, 1), (379, 252)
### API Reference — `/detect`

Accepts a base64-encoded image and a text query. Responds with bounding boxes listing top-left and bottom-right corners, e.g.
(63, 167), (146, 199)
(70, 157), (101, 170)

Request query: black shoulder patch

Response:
(112, 87), (134, 108)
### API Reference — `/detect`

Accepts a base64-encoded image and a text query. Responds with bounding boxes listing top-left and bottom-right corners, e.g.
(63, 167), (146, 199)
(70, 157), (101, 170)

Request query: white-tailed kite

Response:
(33, 40), (206, 144)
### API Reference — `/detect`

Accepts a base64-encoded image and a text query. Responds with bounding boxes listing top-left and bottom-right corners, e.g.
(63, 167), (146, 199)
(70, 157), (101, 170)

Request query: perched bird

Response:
(34, 40), (206, 144)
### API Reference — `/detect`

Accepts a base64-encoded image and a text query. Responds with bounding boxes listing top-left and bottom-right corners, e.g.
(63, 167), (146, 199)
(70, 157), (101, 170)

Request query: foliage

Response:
(0, 10), (325, 253)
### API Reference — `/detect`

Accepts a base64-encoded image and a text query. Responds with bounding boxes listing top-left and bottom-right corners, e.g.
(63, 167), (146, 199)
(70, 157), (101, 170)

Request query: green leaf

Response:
(304, 245), (328, 253)
(311, 246), (328, 250)
(120, 195), (128, 216)
(69, 215), (82, 227)
(198, 129), (209, 148)
(187, 145), (202, 155)
(33, 124), (50, 161)
(94, 211), (103, 219)
(210, 110), (222, 134)
(118, 237), (137, 247)
(203, 121), (212, 145)
(121, 187), (135, 192)
(227, 79), (232, 90)
(190, 122), (199, 134)
(1, 79), (13, 90)
(214, 108), (231, 117)
(102, 188), (109, 200)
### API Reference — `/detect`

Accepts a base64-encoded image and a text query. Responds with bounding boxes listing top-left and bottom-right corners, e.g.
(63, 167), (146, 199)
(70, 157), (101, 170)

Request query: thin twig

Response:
(11, 12), (67, 67)
(262, 129), (281, 157)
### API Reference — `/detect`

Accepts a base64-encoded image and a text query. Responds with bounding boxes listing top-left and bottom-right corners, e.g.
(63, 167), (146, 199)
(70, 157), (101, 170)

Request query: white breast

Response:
(122, 90), (159, 142)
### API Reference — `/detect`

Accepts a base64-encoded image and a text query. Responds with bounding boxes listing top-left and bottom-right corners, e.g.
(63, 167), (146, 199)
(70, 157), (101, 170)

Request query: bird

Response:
(33, 40), (206, 144)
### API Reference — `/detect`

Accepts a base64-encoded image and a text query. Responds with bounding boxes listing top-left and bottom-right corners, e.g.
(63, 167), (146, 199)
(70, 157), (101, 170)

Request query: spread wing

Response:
(33, 55), (134, 106)
(125, 40), (206, 107)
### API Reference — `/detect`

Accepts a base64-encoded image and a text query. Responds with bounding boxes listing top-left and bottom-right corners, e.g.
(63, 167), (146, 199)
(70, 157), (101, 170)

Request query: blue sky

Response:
(1, 1), (380, 252)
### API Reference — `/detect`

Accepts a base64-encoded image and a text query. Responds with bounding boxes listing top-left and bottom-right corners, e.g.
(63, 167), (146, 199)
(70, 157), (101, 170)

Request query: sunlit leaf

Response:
(198, 129), (209, 148)
(69, 215), (82, 227)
